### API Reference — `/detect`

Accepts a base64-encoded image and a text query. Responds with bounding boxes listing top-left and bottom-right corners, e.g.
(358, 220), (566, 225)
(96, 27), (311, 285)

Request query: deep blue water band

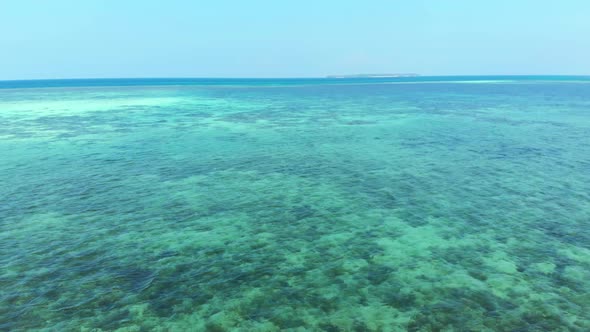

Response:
(1, 75), (590, 89)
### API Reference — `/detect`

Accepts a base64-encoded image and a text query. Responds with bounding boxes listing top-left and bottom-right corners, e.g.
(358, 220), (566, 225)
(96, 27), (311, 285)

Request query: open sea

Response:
(1, 76), (590, 331)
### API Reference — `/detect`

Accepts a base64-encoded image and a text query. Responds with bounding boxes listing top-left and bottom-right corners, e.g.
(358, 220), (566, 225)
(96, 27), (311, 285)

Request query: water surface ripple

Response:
(1, 79), (590, 331)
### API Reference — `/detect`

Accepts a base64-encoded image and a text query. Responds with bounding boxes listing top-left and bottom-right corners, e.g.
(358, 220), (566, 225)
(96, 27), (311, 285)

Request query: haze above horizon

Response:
(1, 0), (589, 80)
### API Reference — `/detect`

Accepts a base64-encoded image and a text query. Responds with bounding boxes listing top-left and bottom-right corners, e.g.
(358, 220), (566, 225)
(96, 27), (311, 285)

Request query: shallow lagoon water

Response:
(1, 78), (590, 331)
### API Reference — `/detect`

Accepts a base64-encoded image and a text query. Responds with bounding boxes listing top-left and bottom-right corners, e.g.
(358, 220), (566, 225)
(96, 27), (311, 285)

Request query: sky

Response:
(1, 0), (589, 79)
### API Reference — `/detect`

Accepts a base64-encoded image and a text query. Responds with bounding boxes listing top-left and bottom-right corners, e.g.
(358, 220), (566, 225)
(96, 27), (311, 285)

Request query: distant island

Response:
(326, 73), (420, 78)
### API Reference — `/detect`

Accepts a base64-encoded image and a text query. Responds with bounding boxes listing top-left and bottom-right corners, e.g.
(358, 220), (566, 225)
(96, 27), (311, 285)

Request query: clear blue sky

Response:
(1, 0), (589, 79)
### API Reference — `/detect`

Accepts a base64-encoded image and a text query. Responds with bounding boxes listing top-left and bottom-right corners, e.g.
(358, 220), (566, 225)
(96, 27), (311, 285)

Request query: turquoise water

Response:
(1, 77), (590, 331)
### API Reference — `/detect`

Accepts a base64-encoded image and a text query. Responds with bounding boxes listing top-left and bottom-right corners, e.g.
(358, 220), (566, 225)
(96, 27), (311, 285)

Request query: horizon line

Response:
(2, 74), (590, 82)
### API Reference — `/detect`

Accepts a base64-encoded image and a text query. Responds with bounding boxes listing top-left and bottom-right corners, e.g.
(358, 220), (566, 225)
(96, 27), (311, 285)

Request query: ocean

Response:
(1, 76), (589, 330)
